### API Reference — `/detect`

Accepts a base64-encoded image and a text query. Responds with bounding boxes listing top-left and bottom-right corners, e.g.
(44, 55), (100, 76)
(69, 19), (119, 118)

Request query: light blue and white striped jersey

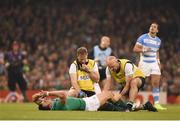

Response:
(93, 45), (112, 67)
(136, 33), (161, 63)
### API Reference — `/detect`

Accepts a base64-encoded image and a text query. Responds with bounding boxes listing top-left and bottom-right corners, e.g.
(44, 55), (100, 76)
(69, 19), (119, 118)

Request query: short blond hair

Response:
(77, 47), (88, 56)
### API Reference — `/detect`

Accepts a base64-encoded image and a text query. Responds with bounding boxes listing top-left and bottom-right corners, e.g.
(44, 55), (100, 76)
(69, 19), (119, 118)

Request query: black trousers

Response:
(8, 72), (27, 92)
(99, 68), (106, 81)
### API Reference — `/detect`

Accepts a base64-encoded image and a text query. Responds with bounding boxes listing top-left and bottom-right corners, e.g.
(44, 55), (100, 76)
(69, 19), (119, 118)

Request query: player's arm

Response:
(40, 91), (66, 98)
(120, 63), (134, 96)
(157, 51), (160, 64)
(133, 44), (143, 53)
(4, 52), (10, 68)
(40, 91), (67, 104)
(69, 63), (81, 93)
(22, 51), (28, 64)
(32, 92), (42, 104)
(103, 67), (112, 91)
(133, 36), (150, 53)
(81, 63), (100, 83)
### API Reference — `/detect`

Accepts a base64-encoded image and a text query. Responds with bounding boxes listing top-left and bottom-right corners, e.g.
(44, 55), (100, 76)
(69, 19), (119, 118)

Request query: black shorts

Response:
(138, 77), (145, 90)
(81, 90), (95, 97)
(99, 68), (106, 81)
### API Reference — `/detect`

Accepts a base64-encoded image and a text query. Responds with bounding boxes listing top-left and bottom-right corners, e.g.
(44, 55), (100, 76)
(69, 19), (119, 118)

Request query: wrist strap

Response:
(157, 59), (160, 64)
(46, 92), (49, 96)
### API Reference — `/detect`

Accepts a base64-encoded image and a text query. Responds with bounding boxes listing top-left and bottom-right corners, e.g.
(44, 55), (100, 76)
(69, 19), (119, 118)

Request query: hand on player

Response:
(39, 90), (49, 97)
(142, 47), (151, 52)
(60, 92), (67, 105)
(112, 93), (122, 102)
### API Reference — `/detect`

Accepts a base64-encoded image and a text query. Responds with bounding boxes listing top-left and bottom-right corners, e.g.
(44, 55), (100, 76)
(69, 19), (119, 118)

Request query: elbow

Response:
(94, 76), (100, 83)
(93, 74), (100, 83)
(32, 94), (37, 102)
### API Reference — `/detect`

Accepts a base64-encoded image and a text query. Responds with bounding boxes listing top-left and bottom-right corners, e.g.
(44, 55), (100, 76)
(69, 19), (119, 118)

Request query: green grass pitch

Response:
(0, 103), (180, 120)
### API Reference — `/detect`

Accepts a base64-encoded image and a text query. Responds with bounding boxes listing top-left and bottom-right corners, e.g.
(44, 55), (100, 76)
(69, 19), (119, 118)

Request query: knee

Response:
(130, 80), (138, 89)
(101, 91), (113, 99)
(152, 81), (160, 87)
(67, 89), (78, 97)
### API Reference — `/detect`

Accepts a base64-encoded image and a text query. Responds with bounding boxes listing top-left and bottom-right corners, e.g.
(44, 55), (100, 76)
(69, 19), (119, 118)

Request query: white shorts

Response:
(83, 95), (100, 111)
(138, 61), (161, 77)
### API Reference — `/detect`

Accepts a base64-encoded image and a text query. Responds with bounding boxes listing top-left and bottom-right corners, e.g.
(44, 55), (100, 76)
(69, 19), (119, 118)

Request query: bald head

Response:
(100, 36), (110, 48)
(106, 56), (117, 66)
(106, 56), (120, 72)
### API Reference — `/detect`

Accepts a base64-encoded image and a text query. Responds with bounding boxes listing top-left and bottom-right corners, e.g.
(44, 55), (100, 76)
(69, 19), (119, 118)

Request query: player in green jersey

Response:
(33, 90), (115, 111)
(32, 90), (157, 112)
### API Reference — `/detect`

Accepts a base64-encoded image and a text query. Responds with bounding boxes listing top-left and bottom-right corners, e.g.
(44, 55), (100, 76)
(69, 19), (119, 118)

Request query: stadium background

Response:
(0, 0), (179, 104)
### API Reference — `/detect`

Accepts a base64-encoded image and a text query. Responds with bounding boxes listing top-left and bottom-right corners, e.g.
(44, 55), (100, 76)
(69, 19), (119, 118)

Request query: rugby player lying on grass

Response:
(32, 90), (157, 112)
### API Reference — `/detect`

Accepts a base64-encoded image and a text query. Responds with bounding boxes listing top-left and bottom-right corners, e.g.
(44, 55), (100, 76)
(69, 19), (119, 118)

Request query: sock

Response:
(153, 88), (160, 104)
(127, 101), (134, 111)
(114, 100), (127, 111)
(98, 102), (116, 111)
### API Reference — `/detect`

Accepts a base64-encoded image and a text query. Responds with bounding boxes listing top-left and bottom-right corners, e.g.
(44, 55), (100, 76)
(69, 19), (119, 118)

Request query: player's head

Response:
(149, 22), (159, 35)
(76, 47), (88, 64)
(35, 97), (51, 110)
(106, 56), (120, 72)
(37, 98), (52, 110)
(100, 36), (110, 48)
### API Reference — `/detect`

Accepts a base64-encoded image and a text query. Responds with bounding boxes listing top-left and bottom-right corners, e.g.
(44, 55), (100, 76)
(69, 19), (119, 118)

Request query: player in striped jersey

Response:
(133, 22), (166, 110)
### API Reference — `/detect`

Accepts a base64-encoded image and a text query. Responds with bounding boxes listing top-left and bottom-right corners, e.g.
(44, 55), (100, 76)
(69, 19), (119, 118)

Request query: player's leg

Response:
(17, 74), (28, 102)
(67, 87), (78, 97)
(133, 101), (157, 112)
(8, 75), (16, 92)
(98, 68), (106, 89)
(151, 74), (166, 110)
(129, 78), (142, 101)
(6, 73), (17, 102)
(96, 91), (114, 106)
(127, 78), (142, 110)
(82, 91), (113, 111)
(150, 63), (166, 110)
(94, 82), (102, 94)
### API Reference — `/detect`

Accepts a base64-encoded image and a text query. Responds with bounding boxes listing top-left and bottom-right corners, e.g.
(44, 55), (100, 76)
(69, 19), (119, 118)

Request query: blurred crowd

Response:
(0, 0), (179, 95)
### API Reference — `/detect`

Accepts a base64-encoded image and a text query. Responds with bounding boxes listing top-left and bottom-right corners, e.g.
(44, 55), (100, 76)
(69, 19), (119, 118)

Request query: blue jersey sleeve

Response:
(137, 35), (145, 45)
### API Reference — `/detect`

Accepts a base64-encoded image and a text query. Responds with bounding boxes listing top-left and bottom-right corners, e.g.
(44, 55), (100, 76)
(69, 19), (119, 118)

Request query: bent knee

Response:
(67, 89), (78, 97)
(130, 79), (140, 88)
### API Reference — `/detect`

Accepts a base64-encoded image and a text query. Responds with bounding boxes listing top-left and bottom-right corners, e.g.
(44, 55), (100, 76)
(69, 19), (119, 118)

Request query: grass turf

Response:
(0, 103), (180, 120)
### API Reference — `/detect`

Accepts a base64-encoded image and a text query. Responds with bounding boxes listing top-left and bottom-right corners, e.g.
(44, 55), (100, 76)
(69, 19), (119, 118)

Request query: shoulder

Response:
(72, 60), (77, 65)
(70, 61), (77, 69)
(88, 59), (95, 63)
(107, 47), (112, 52)
(94, 45), (99, 49)
(88, 59), (96, 65)
(139, 33), (148, 39)
(156, 36), (161, 42)
(119, 59), (130, 63)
